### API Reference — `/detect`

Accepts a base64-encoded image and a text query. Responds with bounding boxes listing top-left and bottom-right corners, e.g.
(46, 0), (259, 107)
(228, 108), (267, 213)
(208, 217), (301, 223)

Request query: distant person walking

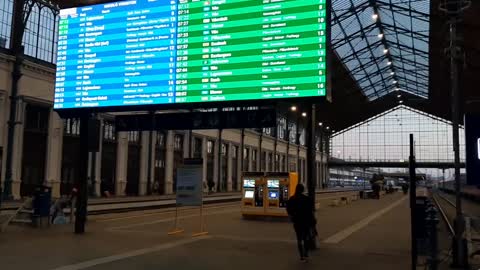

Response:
(287, 184), (316, 262)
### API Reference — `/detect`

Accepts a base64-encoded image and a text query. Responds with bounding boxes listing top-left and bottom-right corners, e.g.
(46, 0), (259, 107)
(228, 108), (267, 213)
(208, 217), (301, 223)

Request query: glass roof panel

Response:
(332, 0), (430, 100)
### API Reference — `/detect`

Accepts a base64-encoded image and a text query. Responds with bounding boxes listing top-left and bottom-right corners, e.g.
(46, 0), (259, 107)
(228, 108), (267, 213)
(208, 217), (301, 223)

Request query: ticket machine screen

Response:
(244, 190), (254, 198)
(268, 191), (279, 199)
(267, 180), (279, 188)
(243, 180), (255, 188)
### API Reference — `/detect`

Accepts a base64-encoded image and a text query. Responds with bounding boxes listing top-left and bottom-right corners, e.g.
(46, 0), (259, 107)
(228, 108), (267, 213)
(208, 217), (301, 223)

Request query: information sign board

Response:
(176, 158), (203, 206)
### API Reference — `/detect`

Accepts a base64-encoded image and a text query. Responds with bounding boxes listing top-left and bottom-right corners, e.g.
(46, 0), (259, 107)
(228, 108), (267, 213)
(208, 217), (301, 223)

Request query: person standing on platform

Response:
(287, 184), (316, 262)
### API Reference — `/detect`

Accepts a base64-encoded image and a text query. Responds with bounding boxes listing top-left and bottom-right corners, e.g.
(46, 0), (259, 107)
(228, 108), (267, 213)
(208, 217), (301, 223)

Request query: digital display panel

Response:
(244, 190), (254, 198)
(267, 180), (279, 188)
(243, 179), (255, 188)
(54, 0), (328, 110)
(268, 191), (278, 199)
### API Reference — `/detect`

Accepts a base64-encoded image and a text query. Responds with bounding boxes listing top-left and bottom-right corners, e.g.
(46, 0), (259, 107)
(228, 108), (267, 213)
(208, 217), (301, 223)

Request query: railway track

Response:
(433, 190), (480, 266)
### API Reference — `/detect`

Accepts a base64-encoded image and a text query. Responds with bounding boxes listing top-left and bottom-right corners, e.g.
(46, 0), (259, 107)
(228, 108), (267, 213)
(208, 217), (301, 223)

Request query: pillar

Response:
(164, 131), (174, 194)
(183, 130), (191, 158)
(115, 131), (128, 195)
(213, 131), (220, 191)
(267, 152), (272, 172)
(323, 154), (328, 187)
(202, 136), (207, 191)
(247, 146), (253, 171)
(236, 146), (242, 191)
(9, 99), (26, 199)
(86, 118), (103, 197)
(0, 91), (7, 186)
(257, 134), (262, 171)
(138, 131), (149, 195)
(227, 142), (233, 191)
(44, 110), (64, 198)
(92, 118), (103, 197)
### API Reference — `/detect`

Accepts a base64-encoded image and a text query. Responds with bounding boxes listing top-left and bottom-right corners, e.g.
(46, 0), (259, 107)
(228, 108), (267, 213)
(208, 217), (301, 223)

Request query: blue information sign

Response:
(55, 0), (178, 109)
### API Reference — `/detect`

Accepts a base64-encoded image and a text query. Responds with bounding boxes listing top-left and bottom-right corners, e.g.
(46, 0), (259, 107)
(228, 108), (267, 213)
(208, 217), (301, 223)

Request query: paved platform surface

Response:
(0, 193), (416, 270)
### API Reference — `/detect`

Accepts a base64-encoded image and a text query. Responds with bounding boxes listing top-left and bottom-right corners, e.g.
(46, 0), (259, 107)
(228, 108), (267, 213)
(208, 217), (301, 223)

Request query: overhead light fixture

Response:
(318, 122), (323, 126)
(302, 112), (307, 117)
(387, 61), (392, 66)
(383, 48), (389, 54)
(397, 94), (402, 98)
(392, 80), (397, 84)
(326, 126), (330, 130)
(290, 106), (297, 111)
(372, 14), (378, 20)
(378, 33), (384, 39)
(395, 87), (400, 91)
(399, 100), (404, 104)
(390, 72), (395, 75)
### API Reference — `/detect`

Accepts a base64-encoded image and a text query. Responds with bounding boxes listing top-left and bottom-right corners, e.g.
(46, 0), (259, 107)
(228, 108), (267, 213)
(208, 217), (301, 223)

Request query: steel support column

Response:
(306, 104), (316, 203)
(75, 115), (90, 234)
(3, 0), (27, 200)
(448, 12), (468, 269)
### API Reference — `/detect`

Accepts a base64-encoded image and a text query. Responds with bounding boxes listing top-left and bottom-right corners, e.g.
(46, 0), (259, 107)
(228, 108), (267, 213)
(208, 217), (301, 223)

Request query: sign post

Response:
(168, 159), (206, 236)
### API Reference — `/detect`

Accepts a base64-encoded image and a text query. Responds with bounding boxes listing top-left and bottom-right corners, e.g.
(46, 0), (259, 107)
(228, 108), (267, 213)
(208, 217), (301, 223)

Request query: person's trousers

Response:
(294, 224), (310, 258)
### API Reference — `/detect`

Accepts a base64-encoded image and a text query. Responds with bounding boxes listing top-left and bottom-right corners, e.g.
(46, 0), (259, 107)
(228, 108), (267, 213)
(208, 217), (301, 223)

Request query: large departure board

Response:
(54, 0), (328, 110)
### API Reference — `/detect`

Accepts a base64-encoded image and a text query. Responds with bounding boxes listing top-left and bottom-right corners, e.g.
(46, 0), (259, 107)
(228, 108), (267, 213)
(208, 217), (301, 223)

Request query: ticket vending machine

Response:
(264, 172), (297, 217)
(241, 172), (266, 216)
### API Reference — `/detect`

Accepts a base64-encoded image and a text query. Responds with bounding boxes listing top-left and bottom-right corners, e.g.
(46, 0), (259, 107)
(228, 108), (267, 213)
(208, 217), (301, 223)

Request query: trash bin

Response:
(33, 185), (52, 227)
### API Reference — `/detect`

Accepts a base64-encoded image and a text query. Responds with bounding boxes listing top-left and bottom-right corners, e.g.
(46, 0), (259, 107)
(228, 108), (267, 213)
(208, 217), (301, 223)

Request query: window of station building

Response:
(243, 147), (249, 160)
(156, 132), (165, 148)
(128, 131), (139, 143)
(103, 121), (115, 141)
(207, 140), (214, 154)
(155, 158), (165, 168)
(330, 106), (466, 164)
(25, 105), (49, 132)
(289, 123), (297, 143)
(232, 145), (238, 159)
(278, 118), (287, 140)
(299, 128), (306, 146)
(24, 4), (59, 63)
(174, 134), (183, 151)
(0, 0), (13, 49)
(263, 127), (272, 136)
(221, 143), (227, 156)
(64, 118), (80, 136)
(252, 149), (257, 161)
(193, 137), (202, 157)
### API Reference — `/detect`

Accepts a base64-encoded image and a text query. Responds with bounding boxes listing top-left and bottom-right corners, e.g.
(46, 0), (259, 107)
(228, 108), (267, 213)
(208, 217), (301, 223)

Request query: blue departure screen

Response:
(54, 0), (328, 109)
(55, 0), (178, 108)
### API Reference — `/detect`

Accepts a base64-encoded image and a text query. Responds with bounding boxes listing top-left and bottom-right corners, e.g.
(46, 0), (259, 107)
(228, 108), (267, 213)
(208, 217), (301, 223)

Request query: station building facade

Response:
(0, 53), (330, 199)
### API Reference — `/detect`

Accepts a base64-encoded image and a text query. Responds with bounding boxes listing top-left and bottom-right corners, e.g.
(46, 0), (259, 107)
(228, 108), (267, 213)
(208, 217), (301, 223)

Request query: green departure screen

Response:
(54, 0), (328, 109)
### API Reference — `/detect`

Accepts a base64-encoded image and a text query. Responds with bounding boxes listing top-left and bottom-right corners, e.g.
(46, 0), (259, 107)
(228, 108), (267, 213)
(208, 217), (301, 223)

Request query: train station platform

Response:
(0, 192), (423, 270)
(0, 188), (363, 214)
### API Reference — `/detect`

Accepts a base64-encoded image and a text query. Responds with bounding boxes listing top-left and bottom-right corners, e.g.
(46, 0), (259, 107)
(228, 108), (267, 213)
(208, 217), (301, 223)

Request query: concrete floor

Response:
(0, 193), (418, 270)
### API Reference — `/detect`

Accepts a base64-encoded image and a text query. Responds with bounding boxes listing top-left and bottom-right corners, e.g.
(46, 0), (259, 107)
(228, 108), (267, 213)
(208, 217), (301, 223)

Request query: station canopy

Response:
(332, 0), (429, 100)
(49, 0), (479, 133)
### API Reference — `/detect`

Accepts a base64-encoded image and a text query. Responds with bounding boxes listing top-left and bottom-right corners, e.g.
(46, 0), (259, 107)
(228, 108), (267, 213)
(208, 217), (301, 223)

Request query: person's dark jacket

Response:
(287, 193), (315, 225)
